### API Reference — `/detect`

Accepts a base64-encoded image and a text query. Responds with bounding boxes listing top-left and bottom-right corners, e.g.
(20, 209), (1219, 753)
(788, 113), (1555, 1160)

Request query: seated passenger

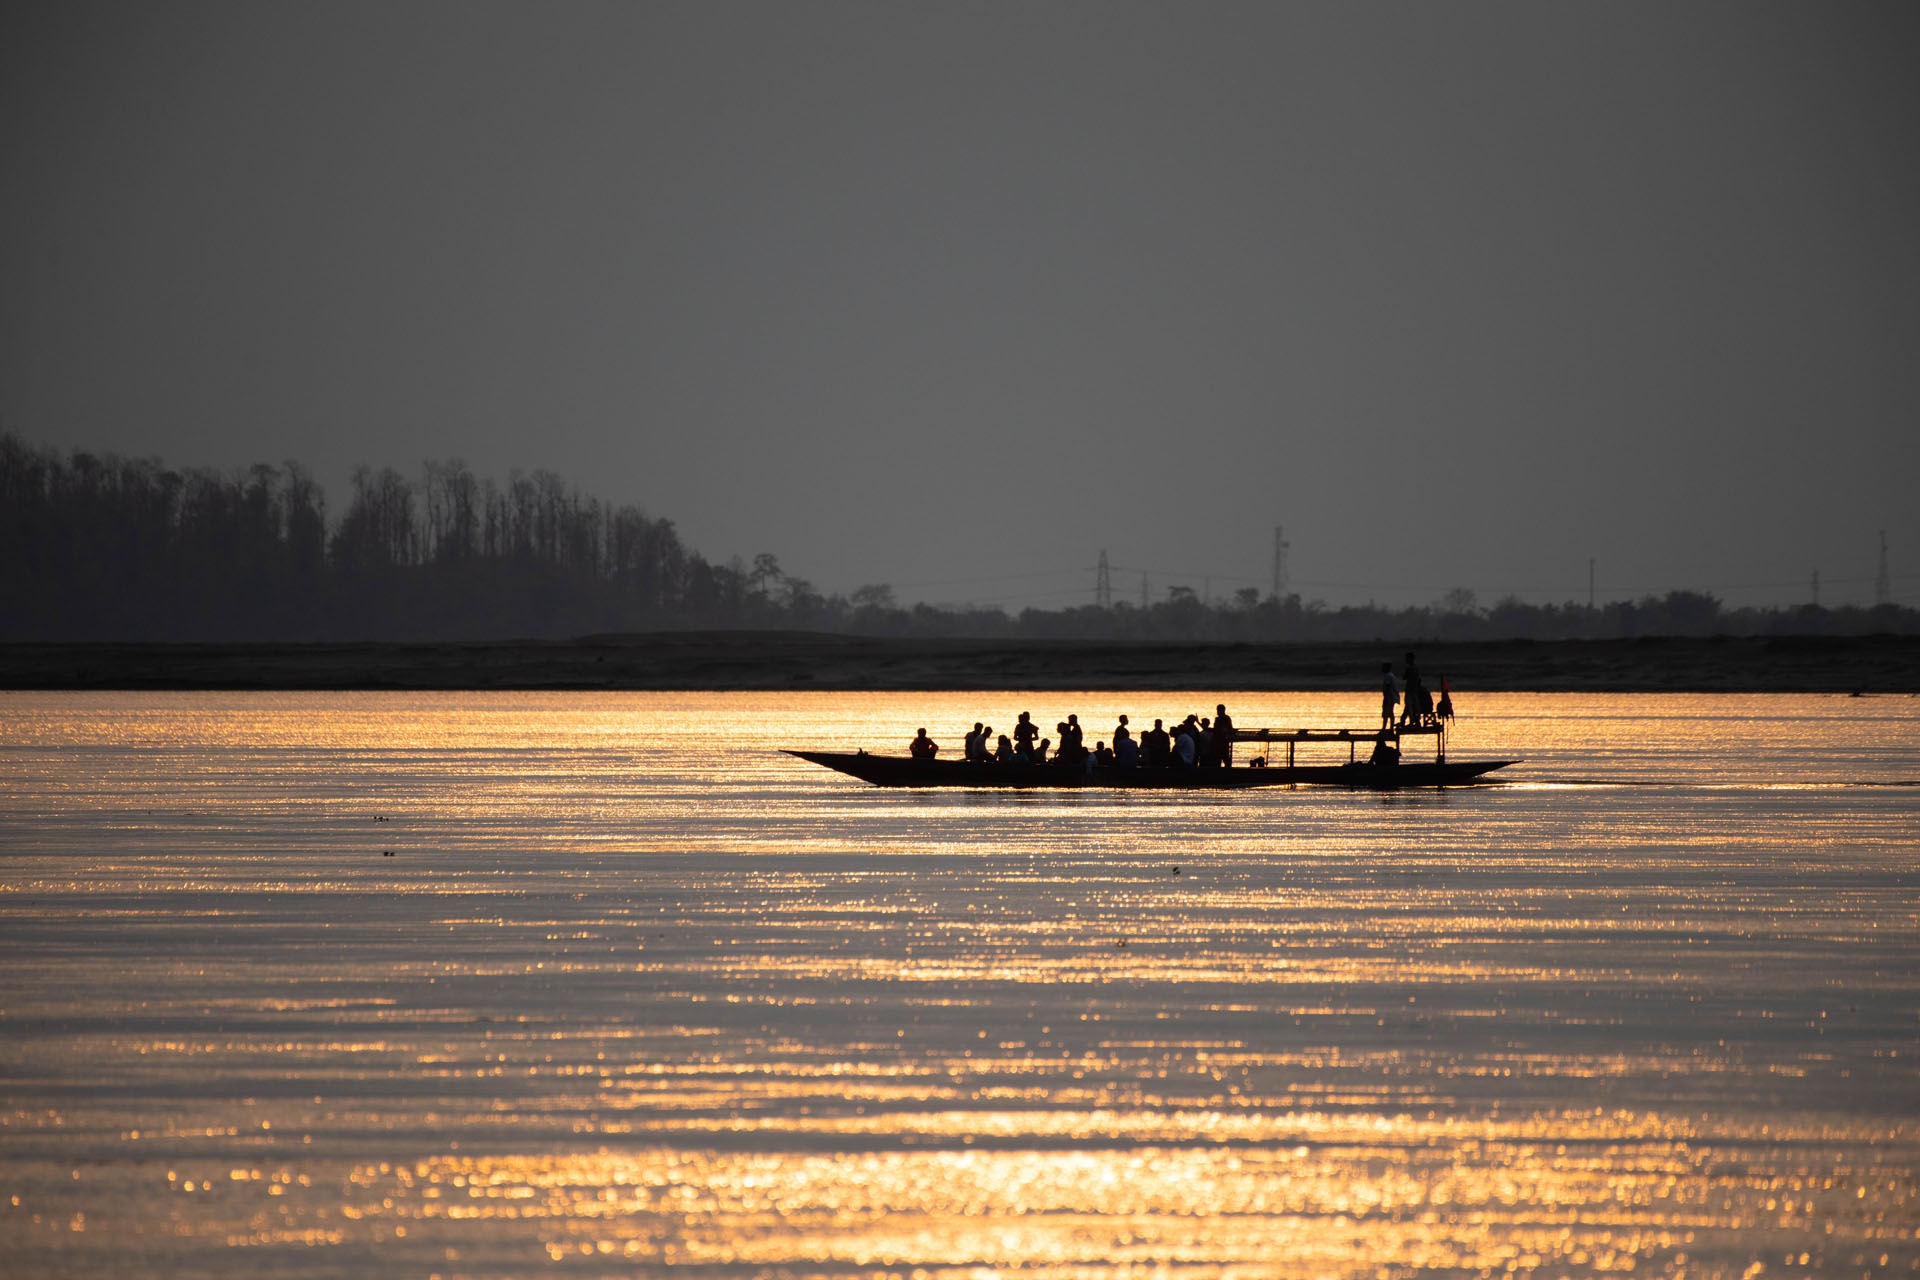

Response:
(1115, 731), (1140, 767)
(994, 734), (1015, 763)
(1174, 725), (1197, 769)
(908, 728), (938, 761)
(1034, 737), (1051, 764)
(963, 721), (987, 762)
(1094, 741), (1115, 768)
(1370, 736), (1400, 767)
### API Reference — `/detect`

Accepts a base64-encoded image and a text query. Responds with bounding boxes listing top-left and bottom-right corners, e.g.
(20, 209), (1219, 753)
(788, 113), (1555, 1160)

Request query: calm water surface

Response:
(2, 691), (1917, 1277)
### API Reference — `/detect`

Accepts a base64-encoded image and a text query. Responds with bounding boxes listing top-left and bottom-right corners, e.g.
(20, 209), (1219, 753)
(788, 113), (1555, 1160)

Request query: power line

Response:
(923, 585), (1099, 606)
(890, 566), (1089, 590)
(1108, 563), (1264, 583)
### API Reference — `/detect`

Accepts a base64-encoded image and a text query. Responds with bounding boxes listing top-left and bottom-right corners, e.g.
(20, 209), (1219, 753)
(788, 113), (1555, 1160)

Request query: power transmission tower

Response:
(1876, 530), (1891, 606)
(1095, 549), (1112, 609)
(1272, 525), (1290, 599)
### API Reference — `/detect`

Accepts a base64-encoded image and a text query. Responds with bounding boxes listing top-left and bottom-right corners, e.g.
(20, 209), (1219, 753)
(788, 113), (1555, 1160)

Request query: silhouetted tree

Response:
(4, 429), (1915, 643)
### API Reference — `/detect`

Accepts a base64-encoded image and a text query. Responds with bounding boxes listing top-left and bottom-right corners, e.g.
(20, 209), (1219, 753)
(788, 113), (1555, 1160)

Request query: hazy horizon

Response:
(5, 2), (1917, 611)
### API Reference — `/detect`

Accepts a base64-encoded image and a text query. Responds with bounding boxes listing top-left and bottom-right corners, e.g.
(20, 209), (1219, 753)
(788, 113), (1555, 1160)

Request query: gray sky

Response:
(4, 1), (1917, 611)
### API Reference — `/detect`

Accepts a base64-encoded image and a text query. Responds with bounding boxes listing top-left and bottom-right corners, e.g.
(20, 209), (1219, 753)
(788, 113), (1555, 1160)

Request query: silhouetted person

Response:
(908, 728), (938, 760)
(1013, 712), (1039, 756)
(994, 734), (1014, 763)
(1380, 662), (1399, 730)
(1436, 678), (1454, 724)
(1143, 718), (1170, 767)
(1196, 717), (1215, 768)
(1213, 703), (1235, 768)
(1063, 714), (1084, 763)
(964, 721), (987, 762)
(1400, 651), (1426, 727)
(1174, 720), (1198, 769)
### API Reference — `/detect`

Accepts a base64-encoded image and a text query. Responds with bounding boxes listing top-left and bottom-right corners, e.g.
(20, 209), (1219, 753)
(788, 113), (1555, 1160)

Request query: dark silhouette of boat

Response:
(788, 723), (1514, 790)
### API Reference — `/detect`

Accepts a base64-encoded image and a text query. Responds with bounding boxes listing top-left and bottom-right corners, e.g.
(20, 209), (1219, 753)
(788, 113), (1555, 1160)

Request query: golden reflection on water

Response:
(2, 691), (1918, 1275)
(9, 1124), (1913, 1274)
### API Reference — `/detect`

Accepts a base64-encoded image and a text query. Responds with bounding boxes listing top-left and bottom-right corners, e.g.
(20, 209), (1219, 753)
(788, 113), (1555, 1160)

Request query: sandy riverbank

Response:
(4, 632), (1919, 692)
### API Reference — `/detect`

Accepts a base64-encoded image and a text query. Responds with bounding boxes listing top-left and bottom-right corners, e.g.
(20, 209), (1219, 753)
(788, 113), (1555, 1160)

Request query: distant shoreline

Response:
(4, 633), (1918, 693)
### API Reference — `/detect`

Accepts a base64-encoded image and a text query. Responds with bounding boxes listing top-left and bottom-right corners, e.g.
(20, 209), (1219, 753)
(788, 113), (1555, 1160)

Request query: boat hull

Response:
(786, 751), (1514, 790)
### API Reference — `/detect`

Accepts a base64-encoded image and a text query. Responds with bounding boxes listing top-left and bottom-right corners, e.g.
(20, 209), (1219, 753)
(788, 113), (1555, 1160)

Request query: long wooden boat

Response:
(788, 723), (1515, 791)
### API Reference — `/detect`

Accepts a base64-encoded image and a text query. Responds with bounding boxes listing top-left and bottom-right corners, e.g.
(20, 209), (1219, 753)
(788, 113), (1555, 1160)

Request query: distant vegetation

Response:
(4, 432), (1914, 642)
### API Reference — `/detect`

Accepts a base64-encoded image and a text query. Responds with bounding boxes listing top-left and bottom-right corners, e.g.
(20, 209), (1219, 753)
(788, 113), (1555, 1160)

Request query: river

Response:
(2, 691), (1916, 1276)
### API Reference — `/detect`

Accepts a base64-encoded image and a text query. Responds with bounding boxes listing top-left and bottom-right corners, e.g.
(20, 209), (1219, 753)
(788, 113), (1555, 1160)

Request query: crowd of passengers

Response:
(906, 703), (1242, 772)
(904, 655), (1456, 771)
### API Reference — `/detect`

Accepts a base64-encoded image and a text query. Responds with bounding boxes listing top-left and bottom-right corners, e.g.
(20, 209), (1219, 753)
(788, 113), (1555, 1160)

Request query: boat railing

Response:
(1233, 721), (1447, 766)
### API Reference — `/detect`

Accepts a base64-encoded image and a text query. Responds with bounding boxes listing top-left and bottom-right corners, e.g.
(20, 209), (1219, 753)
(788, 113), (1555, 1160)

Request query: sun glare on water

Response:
(1, 691), (1916, 1276)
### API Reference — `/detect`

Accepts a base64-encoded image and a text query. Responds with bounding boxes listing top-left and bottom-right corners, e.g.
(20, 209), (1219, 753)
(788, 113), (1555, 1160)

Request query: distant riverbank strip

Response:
(5, 633), (1919, 693)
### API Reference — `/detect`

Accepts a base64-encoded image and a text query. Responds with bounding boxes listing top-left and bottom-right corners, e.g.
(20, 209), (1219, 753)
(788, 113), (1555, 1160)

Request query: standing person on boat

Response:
(1400, 652), (1427, 728)
(1196, 717), (1215, 769)
(1013, 712), (1040, 758)
(1213, 704), (1236, 769)
(1142, 718), (1170, 767)
(1112, 714), (1133, 757)
(908, 729), (939, 761)
(963, 722), (987, 762)
(1063, 714), (1085, 763)
(1380, 662), (1400, 731)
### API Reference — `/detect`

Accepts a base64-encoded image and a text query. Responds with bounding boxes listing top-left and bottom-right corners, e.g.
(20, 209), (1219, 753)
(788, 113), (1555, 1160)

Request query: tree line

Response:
(3, 431), (1913, 642)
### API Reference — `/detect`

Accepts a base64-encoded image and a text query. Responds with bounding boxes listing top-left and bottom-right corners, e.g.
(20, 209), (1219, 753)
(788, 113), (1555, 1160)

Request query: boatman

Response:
(1380, 662), (1399, 730)
(909, 728), (939, 761)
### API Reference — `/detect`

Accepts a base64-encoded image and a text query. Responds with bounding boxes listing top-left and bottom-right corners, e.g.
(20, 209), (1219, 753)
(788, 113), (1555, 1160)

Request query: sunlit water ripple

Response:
(2, 690), (1917, 1277)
